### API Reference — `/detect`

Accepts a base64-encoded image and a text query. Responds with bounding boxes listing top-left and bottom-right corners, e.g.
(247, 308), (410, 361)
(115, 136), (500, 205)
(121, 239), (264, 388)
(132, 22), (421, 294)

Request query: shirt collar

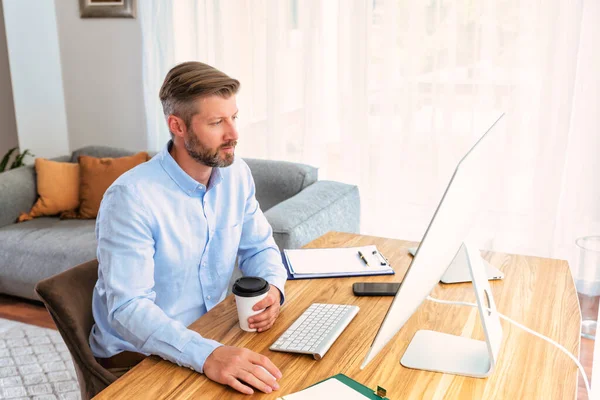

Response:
(207, 166), (223, 190)
(159, 141), (223, 196)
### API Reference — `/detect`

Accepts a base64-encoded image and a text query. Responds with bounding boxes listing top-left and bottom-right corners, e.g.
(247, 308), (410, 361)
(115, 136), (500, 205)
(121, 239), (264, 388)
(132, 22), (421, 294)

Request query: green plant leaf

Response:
(0, 147), (17, 172)
(9, 149), (34, 170)
(10, 153), (23, 169)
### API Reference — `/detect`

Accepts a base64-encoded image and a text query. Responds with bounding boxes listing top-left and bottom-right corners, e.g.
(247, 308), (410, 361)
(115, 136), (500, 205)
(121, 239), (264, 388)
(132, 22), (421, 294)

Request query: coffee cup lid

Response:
(232, 277), (270, 297)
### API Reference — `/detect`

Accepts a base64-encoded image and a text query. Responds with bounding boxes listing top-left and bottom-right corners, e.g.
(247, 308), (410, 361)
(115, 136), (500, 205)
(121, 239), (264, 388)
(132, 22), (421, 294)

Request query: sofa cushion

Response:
(244, 158), (318, 211)
(0, 218), (97, 300)
(0, 165), (37, 227)
(265, 181), (360, 249)
(72, 152), (148, 219)
(18, 158), (80, 222)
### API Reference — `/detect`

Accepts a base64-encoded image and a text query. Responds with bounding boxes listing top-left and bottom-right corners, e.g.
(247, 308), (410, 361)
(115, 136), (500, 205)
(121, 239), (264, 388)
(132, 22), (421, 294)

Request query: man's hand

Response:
(249, 286), (281, 332)
(204, 346), (282, 395)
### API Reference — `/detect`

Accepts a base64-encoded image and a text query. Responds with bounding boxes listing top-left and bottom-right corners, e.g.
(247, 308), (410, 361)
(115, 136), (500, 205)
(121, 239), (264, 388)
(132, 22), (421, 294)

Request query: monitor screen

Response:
(361, 113), (505, 369)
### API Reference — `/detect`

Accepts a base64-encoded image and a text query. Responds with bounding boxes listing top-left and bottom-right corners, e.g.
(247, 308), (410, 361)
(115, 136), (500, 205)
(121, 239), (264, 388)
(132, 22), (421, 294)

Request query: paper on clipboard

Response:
(284, 245), (393, 276)
(277, 377), (370, 399)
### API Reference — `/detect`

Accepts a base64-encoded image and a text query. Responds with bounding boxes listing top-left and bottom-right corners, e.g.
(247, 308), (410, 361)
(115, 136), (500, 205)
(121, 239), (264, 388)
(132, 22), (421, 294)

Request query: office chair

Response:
(35, 259), (117, 399)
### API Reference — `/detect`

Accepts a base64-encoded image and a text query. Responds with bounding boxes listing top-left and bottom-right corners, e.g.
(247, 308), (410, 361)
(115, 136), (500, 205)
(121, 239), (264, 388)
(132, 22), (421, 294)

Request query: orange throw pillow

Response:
(17, 159), (80, 222)
(68, 152), (148, 219)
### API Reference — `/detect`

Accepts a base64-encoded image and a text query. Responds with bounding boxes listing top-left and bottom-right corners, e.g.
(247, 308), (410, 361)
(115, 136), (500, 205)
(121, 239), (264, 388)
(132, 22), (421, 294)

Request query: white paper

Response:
(284, 245), (392, 275)
(277, 377), (370, 400)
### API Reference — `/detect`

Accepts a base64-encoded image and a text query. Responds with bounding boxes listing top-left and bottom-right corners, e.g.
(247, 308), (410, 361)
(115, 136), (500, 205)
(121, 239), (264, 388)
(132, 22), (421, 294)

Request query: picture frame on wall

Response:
(79, 0), (136, 18)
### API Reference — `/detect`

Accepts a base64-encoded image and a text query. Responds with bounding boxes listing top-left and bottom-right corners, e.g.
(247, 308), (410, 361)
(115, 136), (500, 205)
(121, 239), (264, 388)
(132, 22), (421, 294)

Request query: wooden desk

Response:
(95, 232), (581, 399)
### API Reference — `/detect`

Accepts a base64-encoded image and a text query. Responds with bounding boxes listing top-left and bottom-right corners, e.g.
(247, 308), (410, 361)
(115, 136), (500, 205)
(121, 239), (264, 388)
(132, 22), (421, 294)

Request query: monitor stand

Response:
(407, 246), (504, 284)
(441, 245), (504, 284)
(400, 242), (503, 378)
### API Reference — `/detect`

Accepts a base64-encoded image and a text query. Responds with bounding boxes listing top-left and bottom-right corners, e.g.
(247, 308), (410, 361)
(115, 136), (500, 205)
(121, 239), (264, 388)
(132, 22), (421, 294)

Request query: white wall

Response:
(0, 0), (17, 158)
(2, 0), (70, 160)
(54, 1), (147, 152)
(2, 0), (148, 157)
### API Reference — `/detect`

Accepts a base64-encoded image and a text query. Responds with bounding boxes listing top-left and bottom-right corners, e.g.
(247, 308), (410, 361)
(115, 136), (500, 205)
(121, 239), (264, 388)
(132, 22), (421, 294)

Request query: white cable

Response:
(426, 295), (591, 398)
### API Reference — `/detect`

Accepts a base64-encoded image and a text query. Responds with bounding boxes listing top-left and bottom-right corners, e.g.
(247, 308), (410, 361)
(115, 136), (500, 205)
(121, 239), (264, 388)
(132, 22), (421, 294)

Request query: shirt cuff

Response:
(266, 275), (287, 305)
(178, 335), (223, 374)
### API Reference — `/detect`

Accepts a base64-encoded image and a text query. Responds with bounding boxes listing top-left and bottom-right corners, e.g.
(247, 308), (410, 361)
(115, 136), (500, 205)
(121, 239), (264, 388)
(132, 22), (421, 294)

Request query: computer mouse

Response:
(256, 365), (277, 380)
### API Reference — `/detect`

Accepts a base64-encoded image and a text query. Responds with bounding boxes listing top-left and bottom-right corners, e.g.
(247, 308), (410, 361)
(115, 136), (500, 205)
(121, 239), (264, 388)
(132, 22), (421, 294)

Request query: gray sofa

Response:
(0, 146), (360, 301)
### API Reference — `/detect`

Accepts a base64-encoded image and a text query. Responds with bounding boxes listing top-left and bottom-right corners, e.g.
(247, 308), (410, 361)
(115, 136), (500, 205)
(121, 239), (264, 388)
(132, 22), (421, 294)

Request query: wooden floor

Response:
(0, 294), (56, 329)
(0, 293), (595, 399)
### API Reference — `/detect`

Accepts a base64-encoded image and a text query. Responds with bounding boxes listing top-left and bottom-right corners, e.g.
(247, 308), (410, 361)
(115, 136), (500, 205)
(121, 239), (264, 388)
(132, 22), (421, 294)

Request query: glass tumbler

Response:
(573, 236), (600, 340)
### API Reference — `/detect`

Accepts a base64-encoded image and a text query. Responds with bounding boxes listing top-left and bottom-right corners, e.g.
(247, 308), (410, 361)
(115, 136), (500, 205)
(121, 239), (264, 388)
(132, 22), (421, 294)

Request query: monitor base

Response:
(401, 242), (503, 378)
(401, 330), (491, 377)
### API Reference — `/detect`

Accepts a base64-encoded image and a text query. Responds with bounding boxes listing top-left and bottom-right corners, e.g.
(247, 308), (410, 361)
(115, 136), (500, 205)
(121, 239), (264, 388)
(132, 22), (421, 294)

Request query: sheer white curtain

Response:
(139, 0), (598, 264)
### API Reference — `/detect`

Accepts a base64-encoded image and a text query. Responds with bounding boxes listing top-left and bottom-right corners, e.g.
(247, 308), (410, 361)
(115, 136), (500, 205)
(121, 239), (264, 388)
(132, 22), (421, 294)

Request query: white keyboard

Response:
(270, 303), (359, 360)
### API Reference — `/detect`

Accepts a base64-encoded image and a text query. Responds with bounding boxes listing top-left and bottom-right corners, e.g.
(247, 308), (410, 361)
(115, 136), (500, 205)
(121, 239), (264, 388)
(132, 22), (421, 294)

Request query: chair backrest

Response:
(35, 259), (116, 399)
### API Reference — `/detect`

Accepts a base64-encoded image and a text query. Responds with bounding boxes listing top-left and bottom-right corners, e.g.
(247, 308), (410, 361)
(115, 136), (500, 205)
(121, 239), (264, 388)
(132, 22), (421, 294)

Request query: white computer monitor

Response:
(361, 114), (505, 377)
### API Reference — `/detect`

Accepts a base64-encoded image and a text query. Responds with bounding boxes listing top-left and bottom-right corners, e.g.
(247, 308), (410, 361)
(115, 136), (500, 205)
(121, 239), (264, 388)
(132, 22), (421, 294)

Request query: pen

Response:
(358, 250), (370, 267)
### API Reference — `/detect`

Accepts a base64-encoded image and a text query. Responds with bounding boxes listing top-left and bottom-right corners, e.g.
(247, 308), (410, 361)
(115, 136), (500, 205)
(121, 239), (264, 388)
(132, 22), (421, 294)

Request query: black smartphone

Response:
(353, 282), (401, 296)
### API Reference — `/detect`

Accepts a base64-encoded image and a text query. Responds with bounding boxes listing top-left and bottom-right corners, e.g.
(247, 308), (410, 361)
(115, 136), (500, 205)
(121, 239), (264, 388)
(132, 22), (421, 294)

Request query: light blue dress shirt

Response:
(89, 141), (287, 373)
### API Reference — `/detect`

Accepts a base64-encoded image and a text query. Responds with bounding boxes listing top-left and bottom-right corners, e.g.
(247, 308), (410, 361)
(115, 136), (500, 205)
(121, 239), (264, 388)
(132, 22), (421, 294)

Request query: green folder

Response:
(305, 374), (389, 399)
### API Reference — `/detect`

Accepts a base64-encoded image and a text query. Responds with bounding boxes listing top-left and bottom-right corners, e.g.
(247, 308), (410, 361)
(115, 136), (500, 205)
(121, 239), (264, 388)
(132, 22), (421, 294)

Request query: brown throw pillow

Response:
(68, 152), (148, 219)
(17, 159), (80, 222)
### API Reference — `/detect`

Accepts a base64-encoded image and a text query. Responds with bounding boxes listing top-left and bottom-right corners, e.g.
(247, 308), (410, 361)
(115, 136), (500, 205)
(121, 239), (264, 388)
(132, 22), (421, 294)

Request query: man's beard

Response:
(184, 130), (237, 168)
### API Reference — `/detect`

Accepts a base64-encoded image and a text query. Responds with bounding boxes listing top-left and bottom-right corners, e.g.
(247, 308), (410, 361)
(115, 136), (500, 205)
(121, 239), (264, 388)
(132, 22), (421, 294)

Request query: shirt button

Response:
(206, 295), (211, 300)
(202, 262), (207, 266)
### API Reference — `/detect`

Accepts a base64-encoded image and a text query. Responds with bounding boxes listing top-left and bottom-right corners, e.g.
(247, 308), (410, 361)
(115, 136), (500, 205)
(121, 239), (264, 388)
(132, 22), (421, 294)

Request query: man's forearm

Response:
(109, 296), (222, 373)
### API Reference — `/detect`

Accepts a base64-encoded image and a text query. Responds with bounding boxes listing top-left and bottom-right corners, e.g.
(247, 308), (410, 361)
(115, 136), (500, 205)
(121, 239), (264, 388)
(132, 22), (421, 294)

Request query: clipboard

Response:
(281, 245), (394, 280)
(278, 373), (389, 399)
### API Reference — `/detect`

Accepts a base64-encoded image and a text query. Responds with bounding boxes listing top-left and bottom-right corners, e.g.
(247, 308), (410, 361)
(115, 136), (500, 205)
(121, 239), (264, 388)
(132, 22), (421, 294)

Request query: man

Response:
(89, 61), (287, 396)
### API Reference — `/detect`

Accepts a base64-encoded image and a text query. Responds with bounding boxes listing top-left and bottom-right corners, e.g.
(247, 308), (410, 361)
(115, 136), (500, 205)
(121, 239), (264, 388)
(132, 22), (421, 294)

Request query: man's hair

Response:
(159, 62), (240, 131)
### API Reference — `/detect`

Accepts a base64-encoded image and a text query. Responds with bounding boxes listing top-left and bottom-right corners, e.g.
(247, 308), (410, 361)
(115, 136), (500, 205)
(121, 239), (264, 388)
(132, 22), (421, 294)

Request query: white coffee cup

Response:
(232, 277), (270, 332)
